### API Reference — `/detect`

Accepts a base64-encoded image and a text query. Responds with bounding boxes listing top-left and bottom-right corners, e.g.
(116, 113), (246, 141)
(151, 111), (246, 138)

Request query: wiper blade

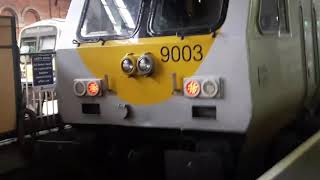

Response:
(72, 39), (81, 47)
(176, 27), (218, 39)
(176, 31), (186, 40)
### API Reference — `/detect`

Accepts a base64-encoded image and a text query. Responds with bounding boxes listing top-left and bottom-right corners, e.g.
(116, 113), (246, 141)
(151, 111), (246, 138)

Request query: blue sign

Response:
(32, 54), (54, 87)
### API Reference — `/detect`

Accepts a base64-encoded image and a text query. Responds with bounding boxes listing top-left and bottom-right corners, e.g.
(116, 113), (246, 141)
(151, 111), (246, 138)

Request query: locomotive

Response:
(56, 0), (320, 179)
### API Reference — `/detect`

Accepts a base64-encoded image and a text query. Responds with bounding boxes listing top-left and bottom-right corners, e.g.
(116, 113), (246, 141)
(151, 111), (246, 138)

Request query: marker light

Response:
(87, 81), (100, 96)
(202, 80), (219, 98)
(137, 54), (154, 76)
(121, 58), (135, 75)
(184, 80), (201, 97)
(73, 81), (86, 96)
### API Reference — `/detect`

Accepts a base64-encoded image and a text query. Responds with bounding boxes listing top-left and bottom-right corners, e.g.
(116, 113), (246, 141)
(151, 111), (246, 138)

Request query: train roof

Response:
(20, 18), (65, 33)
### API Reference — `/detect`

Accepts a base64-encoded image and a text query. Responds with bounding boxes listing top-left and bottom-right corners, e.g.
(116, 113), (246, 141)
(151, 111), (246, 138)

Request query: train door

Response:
(0, 16), (21, 135)
(298, 0), (319, 103)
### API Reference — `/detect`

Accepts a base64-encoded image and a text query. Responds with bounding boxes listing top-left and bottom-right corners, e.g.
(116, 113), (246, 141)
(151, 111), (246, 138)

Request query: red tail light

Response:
(184, 80), (201, 98)
(87, 81), (100, 96)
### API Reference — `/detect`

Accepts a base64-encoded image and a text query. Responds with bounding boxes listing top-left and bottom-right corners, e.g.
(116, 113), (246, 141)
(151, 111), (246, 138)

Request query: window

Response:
(20, 38), (36, 65)
(258, 0), (289, 34)
(39, 36), (56, 52)
(20, 38), (37, 54)
(150, 0), (227, 35)
(80, 0), (142, 39)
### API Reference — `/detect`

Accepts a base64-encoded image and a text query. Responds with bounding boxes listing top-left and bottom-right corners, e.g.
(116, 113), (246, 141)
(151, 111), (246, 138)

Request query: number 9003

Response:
(160, 45), (203, 62)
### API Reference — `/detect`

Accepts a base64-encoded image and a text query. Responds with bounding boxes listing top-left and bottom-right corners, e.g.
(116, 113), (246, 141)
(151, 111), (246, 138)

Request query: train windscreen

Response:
(20, 38), (37, 54)
(151, 0), (225, 35)
(39, 36), (56, 52)
(20, 25), (57, 53)
(80, 0), (142, 38)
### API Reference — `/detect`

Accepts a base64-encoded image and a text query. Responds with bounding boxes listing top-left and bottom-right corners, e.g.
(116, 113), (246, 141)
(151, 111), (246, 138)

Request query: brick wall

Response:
(0, 0), (71, 36)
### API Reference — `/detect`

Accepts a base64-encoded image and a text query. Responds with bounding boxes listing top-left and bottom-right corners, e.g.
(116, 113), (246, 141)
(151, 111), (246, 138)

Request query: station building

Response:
(0, 0), (71, 36)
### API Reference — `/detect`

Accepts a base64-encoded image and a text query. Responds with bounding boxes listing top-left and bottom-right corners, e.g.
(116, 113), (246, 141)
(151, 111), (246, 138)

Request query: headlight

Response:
(121, 58), (135, 75)
(73, 81), (86, 96)
(201, 80), (219, 98)
(137, 54), (154, 76)
(73, 79), (103, 97)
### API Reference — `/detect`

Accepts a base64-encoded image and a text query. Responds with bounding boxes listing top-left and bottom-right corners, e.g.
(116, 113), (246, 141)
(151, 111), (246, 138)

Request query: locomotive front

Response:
(57, 0), (252, 133)
(55, 0), (276, 178)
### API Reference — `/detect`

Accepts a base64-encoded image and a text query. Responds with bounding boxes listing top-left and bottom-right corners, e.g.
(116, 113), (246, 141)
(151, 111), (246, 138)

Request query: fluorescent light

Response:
(114, 0), (126, 8)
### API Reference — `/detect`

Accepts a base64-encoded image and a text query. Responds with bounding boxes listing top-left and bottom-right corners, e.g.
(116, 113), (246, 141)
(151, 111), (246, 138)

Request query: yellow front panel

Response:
(78, 34), (215, 105)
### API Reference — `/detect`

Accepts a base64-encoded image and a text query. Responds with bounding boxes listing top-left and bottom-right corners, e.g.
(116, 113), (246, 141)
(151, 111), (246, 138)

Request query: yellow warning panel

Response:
(0, 17), (17, 134)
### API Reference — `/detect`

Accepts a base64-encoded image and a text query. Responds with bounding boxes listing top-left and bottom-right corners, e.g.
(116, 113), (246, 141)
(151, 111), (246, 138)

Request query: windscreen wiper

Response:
(72, 39), (81, 47)
(176, 28), (218, 39)
(176, 31), (186, 40)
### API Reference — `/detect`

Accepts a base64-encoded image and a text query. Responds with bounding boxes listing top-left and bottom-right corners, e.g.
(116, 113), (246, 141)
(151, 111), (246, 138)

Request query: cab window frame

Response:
(77, 0), (145, 42)
(147, 0), (230, 37)
(20, 26), (58, 53)
(39, 35), (57, 52)
(20, 37), (38, 54)
(258, 0), (290, 35)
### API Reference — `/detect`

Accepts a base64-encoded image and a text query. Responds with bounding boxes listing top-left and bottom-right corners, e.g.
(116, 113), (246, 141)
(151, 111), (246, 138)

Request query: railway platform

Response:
(259, 130), (320, 180)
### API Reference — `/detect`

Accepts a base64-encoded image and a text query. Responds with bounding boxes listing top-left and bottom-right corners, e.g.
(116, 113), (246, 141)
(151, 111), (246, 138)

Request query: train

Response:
(19, 18), (64, 85)
(19, 19), (64, 116)
(55, 0), (320, 179)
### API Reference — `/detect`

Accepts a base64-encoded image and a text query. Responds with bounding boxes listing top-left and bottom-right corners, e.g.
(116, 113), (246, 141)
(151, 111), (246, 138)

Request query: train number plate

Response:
(160, 45), (204, 62)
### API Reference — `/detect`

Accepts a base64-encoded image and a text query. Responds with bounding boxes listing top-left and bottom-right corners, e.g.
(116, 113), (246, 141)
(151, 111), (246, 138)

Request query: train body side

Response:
(246, 0), (308, 145)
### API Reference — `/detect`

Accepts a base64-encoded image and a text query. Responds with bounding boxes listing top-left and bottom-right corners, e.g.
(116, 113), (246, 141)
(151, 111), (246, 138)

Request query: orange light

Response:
(185, 80), (200, 97)
(87, 81), (100, 96)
